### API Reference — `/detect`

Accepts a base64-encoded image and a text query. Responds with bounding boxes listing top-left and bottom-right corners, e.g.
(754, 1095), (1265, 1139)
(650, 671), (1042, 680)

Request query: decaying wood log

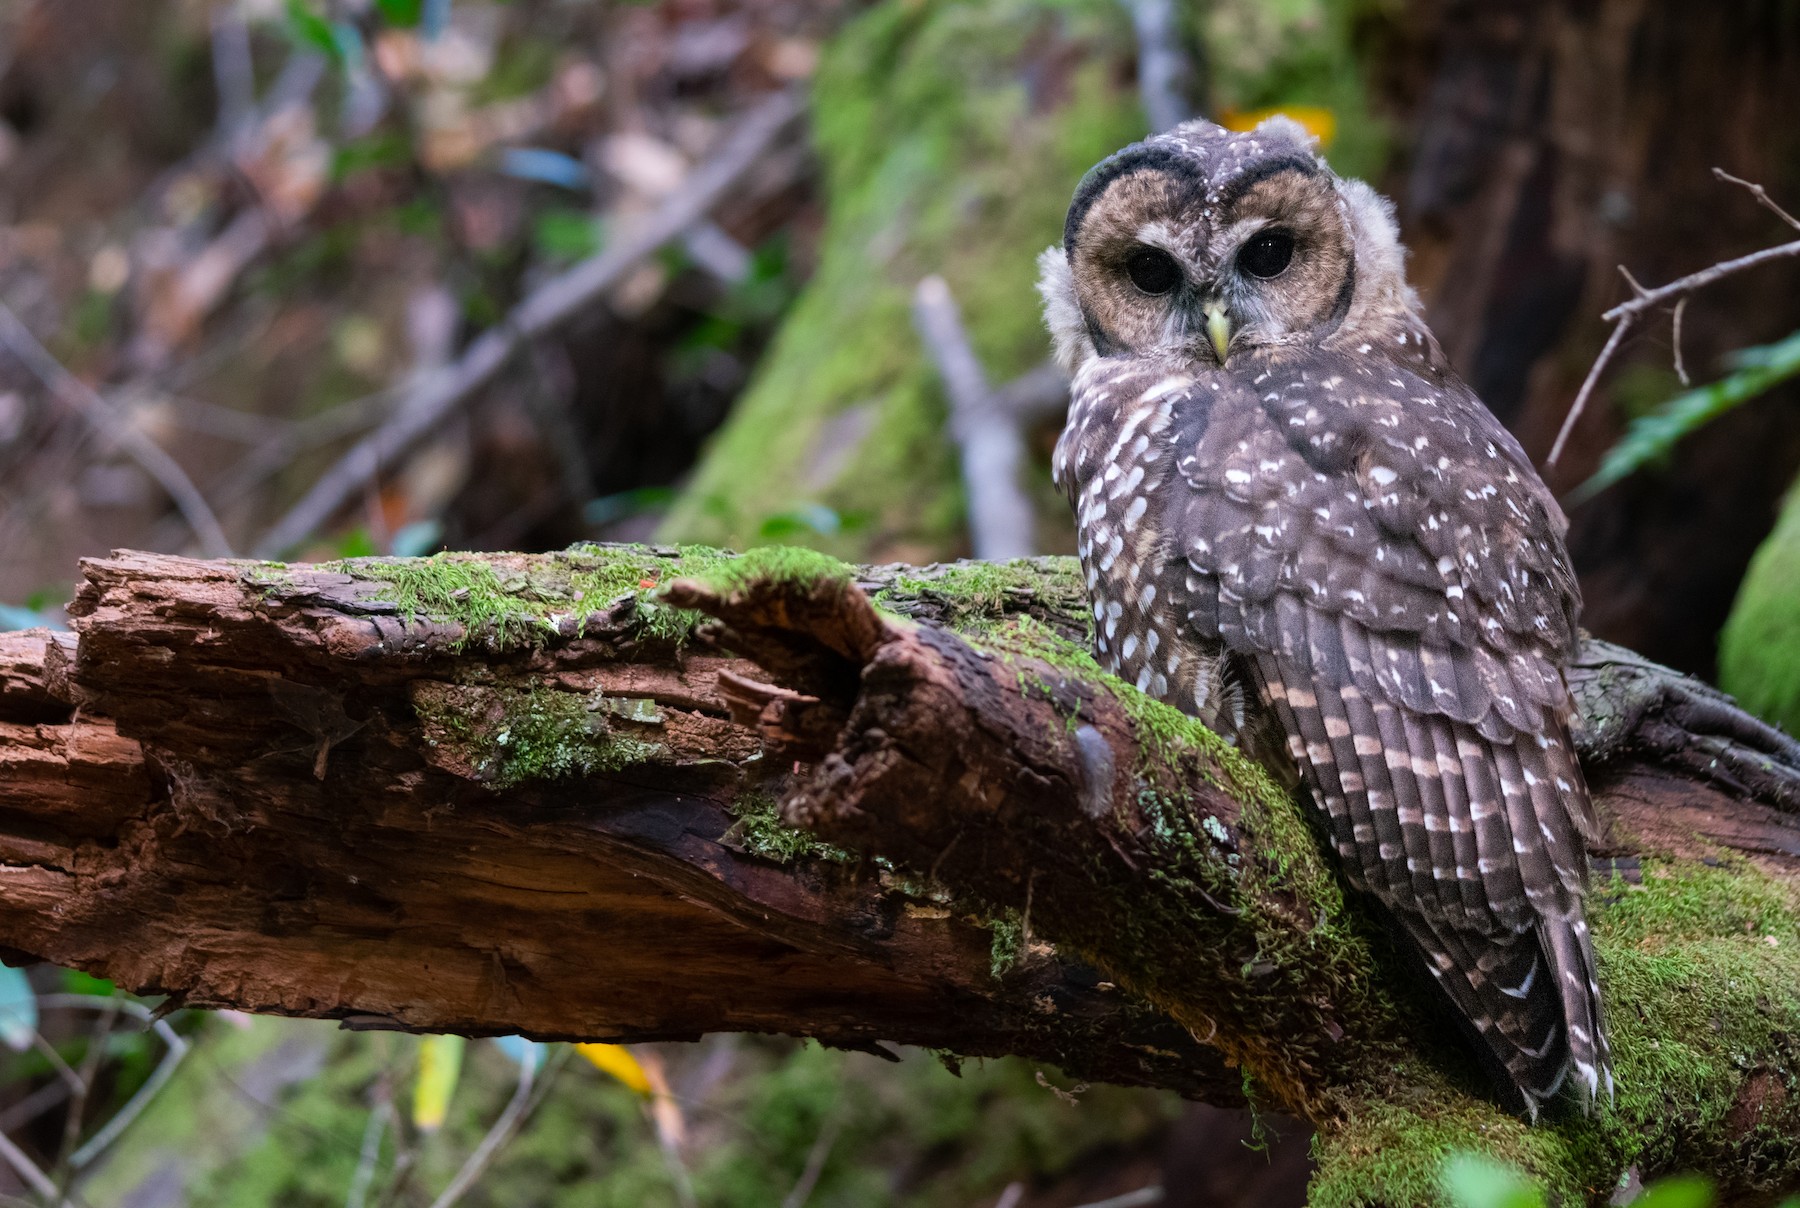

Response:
(2, 544), (1799, 1204)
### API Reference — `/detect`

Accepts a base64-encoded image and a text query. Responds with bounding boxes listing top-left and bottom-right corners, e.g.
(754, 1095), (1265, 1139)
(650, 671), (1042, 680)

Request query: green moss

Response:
(1719, 475), (1800, 734)
(705, 543), (856, 595)
(1311, 856), (1800, 1206)
(660, 0), (1144, 560)
(1593, 858), (1800, 1180)
(875, 558), (1090, 638)
(988, 909), (1026, 979)
(313, 543), (738, 651)
(414, 683), (662, 789)
(726, 790), (854, 864)
(1310, 1091), (1590, 1208)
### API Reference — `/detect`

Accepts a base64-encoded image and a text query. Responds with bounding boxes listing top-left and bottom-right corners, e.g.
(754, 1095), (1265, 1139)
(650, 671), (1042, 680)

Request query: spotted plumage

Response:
(1043, 116), (1612, 1114)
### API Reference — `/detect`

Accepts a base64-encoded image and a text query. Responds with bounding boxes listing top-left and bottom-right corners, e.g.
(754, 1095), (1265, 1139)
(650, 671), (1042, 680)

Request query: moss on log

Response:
(3, 544), (1800, 1204)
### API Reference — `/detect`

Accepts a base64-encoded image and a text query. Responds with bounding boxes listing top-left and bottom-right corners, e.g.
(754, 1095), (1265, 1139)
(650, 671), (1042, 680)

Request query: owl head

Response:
(1039, 116), (1420, 374)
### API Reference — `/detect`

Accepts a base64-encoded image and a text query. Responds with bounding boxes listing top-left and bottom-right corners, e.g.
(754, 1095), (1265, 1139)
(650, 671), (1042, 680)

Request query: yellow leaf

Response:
(1218, 105), (1337, 148)
(412, 1034), (466, 1132)
(577, 1043), (653, 1096)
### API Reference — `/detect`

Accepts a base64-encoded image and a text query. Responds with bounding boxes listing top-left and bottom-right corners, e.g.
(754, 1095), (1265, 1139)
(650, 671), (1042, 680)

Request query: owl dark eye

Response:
(1238, 229), (1295, 279)
(1124, 247), (1182, 295)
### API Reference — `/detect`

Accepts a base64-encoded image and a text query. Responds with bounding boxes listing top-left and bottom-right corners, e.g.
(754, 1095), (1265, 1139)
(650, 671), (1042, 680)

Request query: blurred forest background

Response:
(1, 0), (1798, 1204)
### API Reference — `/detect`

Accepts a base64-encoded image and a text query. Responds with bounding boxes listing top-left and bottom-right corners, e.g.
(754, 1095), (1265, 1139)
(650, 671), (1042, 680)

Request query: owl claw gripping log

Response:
(1042, 116), (1613, 1116)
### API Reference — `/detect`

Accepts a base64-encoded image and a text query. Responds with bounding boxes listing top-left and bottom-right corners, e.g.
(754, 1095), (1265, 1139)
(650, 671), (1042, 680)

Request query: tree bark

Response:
(3, 545), (1799, 1203)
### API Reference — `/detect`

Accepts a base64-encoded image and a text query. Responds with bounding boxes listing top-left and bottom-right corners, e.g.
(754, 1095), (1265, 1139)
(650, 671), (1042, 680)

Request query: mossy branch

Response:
(3, 545), (1800, 1205)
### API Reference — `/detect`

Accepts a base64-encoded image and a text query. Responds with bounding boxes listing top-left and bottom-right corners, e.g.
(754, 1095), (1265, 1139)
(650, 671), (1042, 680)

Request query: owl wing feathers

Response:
(1143, 349), (1612, 1111)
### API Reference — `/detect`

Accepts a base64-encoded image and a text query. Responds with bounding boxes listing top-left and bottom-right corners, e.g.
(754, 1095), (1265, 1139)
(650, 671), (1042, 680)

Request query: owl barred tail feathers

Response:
(1045, 116), (1613, 1115)
(1254, 660), (1613, 1111)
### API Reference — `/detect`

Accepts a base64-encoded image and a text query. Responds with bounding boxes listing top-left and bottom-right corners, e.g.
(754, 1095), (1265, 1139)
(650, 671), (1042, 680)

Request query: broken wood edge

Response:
(0, 553), (1239, 1103)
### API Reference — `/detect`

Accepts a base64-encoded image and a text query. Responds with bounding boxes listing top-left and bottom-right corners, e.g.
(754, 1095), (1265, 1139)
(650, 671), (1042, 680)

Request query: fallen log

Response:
(1, 545), (1797, 1204)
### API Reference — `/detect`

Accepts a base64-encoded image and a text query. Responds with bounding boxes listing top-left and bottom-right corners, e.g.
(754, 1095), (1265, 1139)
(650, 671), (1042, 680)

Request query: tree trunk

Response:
(3, 544), (1799, 1204)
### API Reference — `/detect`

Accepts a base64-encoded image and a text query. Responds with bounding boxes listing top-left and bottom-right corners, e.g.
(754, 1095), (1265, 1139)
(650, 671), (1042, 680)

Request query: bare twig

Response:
(252, 88), (806, 558)
(912, 276), (1037, 561)
(0, 304), (234, 557)
(1544, 171), (1800, 468)
(1546, 315), (1636, 468)
(1669, 297), (1690, 387)
(424, 1049), (541, 1208)
(143, 385), (400, 553)
(780, 1086), (844, 1208)
(55, 997), (190, 1171)
(1122, 0), (1195, 133)
(346, 1097), (394, 1208)
(0, 1125), (56, 1201)
(51, 996), (116, 1199)
(1715, 168), (1800, 232)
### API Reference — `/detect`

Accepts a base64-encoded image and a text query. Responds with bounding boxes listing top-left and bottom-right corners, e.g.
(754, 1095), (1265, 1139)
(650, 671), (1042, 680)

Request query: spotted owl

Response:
(1042, 116), (1612, 1114)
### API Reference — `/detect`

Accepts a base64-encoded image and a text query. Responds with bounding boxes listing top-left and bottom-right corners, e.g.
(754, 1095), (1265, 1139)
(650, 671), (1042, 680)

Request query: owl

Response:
(1041, 116), (1611, 1114)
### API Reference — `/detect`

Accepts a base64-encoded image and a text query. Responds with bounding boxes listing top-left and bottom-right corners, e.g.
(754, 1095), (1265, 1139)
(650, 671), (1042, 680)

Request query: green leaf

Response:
(583, 486), (677, 528)
(282, 1), (363, 67)
(374, 0), (423, 26)
(61, 969), (114, 996)
(284, 0), (339, 57)
(758, 504), (843, 540)
(1631, 1174), (1714, 1208)
(1572, 328), (1800, 503)
(331, 131), (412, 183)
(332, 528), (379, 559)
(533, 209), (605, 263)
(0, 965), (35, 1052)
(412, 1033), (466, 1131)
(1440, 1152), (1546, 1208)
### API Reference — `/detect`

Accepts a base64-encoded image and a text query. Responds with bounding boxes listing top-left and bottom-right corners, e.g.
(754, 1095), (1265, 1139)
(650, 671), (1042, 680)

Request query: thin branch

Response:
(0, 304), (234, 557)
(0, 1125), (56, 1202)
(912, 276), (1037, 561)
(424, 1050), (542, 1208)
(1546, 313), (1636, 467)
(345, 1098), (393, 1208)
(51, 998), (116, 1199)
(251, 88), (806, 558)
(59, 1002), (188, 1171)
(1670, 297), (1690, 387)
(1715, 168), (1800, 232)
(779, 1084), (843, 1208)
(1544, 169), (1800, 468)
(1598, 240), (1800, 325)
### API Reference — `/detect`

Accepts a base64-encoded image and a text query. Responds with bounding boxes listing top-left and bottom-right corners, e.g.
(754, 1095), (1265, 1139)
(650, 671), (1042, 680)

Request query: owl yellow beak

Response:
(1203, 302), (1233, 364)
